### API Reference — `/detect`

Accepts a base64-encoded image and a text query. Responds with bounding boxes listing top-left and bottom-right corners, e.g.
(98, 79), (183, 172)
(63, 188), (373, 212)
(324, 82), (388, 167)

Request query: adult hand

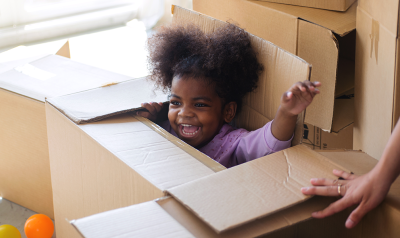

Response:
(301, 169), (391, 229)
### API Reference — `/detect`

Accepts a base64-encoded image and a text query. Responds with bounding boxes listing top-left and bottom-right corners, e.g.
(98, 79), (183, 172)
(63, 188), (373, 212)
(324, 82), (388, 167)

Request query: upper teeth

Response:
(182, 124), (192, 127)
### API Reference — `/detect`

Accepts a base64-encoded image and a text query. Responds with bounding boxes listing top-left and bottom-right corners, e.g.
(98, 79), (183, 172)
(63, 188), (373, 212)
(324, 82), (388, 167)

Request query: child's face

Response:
(168, 76), (226, 148)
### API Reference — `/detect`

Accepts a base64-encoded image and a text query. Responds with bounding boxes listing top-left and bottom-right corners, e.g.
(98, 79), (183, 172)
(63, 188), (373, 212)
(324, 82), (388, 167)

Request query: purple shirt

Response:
(160, 120), (292, 168)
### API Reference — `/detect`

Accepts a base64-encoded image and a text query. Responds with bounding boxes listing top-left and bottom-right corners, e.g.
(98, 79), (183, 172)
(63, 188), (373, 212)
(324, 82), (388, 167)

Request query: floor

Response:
(0, 198), (56, 238)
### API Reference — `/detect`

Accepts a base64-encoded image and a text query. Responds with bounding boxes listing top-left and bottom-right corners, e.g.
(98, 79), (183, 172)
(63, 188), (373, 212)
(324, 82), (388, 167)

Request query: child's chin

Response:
(179, 137), (201, 147)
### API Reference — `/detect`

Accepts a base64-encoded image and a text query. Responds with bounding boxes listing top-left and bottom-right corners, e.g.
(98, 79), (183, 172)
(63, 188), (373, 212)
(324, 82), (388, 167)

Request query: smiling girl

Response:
(138, 23), (320, 168)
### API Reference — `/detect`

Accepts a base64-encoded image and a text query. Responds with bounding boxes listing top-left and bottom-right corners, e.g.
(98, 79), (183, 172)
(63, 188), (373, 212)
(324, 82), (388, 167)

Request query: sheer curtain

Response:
(0, 0), (164, 49)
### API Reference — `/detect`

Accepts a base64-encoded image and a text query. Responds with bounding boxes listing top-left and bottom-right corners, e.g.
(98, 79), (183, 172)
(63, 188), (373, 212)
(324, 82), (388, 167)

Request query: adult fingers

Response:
(345, 203), (370, 229)
(301, 185), (343, 196)
(333, 169), (358, 180)
(312, 198), (354, 219)
(310, 178), (348, 186)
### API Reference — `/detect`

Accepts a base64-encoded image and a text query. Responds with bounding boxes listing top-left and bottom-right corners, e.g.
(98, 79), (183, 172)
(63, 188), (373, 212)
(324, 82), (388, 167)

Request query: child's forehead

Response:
(170, 76), (220, 99)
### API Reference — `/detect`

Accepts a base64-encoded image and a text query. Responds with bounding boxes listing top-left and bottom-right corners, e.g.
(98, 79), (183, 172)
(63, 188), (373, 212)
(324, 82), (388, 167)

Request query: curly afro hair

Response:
(147, 23), (264, 112)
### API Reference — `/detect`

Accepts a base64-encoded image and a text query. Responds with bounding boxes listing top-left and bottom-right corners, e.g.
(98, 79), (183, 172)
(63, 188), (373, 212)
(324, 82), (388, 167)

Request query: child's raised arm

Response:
(271, 80), (321, 141)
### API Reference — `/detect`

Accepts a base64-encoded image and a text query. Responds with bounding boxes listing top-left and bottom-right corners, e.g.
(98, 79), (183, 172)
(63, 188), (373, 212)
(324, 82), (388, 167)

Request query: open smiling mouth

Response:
(179, 124), (201, 138)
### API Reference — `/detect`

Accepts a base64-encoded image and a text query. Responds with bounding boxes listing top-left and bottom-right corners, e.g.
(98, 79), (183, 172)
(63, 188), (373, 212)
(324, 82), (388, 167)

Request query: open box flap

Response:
(166, 145), (350, 233)
(70, 201), (195, 238)
(47, 77), (168, 124)
(0, 54), (131, 102)
(70, 150), (393, 237)
(250, 0), (357, 36)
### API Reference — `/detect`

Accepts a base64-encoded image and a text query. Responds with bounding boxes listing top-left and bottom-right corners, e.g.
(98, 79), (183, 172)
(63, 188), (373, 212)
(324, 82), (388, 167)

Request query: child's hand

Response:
(281, 81), (321, 116)
(136, 102), (165, 122)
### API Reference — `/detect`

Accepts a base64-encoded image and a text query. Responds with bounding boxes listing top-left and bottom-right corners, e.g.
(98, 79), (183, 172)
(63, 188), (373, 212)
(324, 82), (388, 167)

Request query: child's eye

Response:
(195, 103), (207, 107)
(170, 101), (181, 106)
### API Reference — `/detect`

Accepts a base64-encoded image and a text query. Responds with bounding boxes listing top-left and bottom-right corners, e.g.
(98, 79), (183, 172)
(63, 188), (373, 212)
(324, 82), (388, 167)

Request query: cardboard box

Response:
(45, 6), (311, 237)
(354, 0), (400, 160)
(70, 147), (400, 237)
(303, 89), (354, 150)
(0, 52), (131, 218)
(193, 0), (357, 133)
(254, 0), (356, 11)
(303, 123), (353, 150)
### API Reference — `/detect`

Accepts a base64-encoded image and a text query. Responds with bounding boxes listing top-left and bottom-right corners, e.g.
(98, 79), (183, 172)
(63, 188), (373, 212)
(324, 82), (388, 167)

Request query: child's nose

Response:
(178, 106), (195, 118)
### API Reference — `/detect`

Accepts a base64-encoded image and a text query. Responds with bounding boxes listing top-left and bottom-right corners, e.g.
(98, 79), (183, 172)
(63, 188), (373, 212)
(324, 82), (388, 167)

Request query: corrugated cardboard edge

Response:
(45, 78), (146, 125)
(393, 38), (400, 130)
(254, 0), (355, 12)
(250, 0), (357, 37)
(166, 145), (351, 233)
(134, 115), (226, 173)
(46, 98), (145, 125)
(168, 191), (314, 234)
(69, 222), (85, 238)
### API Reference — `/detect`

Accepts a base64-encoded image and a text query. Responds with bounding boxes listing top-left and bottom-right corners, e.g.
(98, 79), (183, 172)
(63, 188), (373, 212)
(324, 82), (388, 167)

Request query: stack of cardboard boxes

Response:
(2, 0), (400, 237)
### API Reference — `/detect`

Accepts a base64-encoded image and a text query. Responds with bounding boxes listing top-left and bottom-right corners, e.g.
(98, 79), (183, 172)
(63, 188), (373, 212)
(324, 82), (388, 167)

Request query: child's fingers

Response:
(152, 102), (163, 113)
(282, 91), (293, 102)
(136, 110), (152, 119)
(312, 81), (322, 87)
(141, 102), (157, 116)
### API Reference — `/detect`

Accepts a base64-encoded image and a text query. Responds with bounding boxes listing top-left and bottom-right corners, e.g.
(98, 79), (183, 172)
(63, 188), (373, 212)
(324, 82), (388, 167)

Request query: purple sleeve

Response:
(235, 121), (293, 165)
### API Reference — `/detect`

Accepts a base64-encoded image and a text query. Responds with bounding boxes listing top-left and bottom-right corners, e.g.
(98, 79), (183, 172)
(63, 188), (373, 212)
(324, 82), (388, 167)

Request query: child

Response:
(138, 23), (320, 168)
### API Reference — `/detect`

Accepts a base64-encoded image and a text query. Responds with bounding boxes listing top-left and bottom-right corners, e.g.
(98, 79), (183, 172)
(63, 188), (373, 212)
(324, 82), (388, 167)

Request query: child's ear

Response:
(223, 102), (237, 123)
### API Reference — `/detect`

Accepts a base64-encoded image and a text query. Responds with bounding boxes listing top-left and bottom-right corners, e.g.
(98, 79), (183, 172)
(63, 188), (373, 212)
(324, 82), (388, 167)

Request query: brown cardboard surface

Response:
(0, 44), (71, 218)
(71, 149), (400, 238)
(56, 40), (71, 59)
(303, 123), (353, 150)
(167, 145), (349, 232)
(0, 89), (53, 218)
(358, 0), (399, 36)
(297, 20), (337, 130)
(193, 0), (357, 132)
(254, 0), (356, 11)
(250, 0), (357, 36)
(354, 6), (397, 159)
(192, 0), (299, 54)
